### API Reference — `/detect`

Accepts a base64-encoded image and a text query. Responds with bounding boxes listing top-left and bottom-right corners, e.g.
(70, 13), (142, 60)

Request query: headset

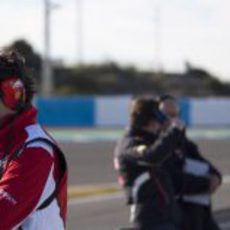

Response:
(0, 77), (26, 111)
(0, 51), (27, 111)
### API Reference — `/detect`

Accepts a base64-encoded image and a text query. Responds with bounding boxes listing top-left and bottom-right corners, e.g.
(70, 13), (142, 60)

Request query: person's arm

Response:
(184, 138), (222, 193)
(141, 127), (184, 164)
(120, 127), (184, 167)
(164, 156), (211, 195)
(0, 147), (53, 229)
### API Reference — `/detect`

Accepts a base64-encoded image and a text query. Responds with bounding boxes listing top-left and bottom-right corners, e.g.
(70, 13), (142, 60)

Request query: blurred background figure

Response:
(114, 96), (185, 230)
(159, 95), (222, 230)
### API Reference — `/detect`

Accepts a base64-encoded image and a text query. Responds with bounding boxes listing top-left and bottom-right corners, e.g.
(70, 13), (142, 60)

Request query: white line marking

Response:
(68, 194), (230, 230)
(68, 175), (230, 206)
(69, 175), (230, 193)
(68, 175), (230, 205)
(220, 221), (230, 230)
(68, 184), (230, 229)
(223, 176), (230, 184)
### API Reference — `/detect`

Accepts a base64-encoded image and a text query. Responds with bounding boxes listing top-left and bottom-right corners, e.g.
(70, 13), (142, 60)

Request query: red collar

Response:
(0, 106), (37, 153)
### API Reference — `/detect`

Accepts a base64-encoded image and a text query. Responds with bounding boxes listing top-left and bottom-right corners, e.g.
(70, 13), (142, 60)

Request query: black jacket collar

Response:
(126, 126), (158, 143)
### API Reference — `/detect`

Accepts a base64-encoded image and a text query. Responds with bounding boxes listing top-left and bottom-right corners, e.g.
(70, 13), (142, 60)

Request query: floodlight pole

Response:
(42, 0), (53, 96)
(154, 4), (161, 72)
(77, 0), (84, 65)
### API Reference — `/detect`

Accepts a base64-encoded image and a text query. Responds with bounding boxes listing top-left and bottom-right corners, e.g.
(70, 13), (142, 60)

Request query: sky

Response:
(1, 0), (230, 82)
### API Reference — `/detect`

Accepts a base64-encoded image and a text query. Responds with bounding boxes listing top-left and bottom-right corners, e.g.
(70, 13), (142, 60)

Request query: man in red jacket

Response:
(0, 49), (67, 229)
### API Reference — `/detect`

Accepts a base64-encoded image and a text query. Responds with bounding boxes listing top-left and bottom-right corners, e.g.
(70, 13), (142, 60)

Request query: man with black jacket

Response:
(114, 97), (185, 230)
(159, 95), (222, 230)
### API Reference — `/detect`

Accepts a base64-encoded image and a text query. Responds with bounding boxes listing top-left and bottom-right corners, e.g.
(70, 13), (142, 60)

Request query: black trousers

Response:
(181, 202), (220, 230)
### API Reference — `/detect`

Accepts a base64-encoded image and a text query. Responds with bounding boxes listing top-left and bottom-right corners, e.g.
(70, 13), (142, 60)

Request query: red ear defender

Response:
(0, 77), (25, 110)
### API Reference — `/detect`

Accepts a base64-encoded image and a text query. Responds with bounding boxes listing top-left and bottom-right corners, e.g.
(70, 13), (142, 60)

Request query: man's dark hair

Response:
(158, 94), (176, 103)
(0, 49), (36, 110)
(130, 96), (166, 127)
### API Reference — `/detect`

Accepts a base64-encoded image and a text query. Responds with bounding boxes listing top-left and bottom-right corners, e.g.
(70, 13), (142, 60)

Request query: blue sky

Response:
(1, 0), (230, 82)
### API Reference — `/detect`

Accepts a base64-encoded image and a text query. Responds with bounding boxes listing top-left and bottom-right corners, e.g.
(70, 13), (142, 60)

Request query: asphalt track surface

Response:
(61, 138), (230, 230)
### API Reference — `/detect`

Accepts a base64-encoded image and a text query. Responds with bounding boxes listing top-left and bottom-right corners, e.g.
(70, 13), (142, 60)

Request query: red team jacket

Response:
(0, 106), (67, 230)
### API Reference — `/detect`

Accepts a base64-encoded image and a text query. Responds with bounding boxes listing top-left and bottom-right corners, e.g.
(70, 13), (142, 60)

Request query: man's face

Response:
(148, 120), (162, 134)
(159, 99), (179, 119)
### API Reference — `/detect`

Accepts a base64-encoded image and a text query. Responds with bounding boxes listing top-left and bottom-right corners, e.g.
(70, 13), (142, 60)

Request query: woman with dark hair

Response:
(114, 96), (185, 230)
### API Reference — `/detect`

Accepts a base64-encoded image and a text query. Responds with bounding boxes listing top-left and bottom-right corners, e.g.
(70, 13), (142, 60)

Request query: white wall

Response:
(95, 96), (131, 127)
(191, 98), (230, 126)
(95, 96), (230, 127)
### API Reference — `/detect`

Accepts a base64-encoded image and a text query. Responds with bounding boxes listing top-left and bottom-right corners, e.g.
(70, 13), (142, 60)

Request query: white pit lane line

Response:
(220, 221), (230, 230)
(69, 175), (230, 206)
(223, 175), (230, 184)
(68, 176), (230, 228)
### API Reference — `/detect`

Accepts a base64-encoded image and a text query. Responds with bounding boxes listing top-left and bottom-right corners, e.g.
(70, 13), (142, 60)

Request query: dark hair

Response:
(130, 96), (167, 127)
(158, 94), (176, 103)
(0, 49), (36, 110)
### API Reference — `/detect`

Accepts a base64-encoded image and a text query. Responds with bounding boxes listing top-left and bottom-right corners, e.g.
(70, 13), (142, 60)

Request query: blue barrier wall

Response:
(178, 98), (190, 126)
(36, 96), (191, 127)
(37, 97), (95, 126)
(35, 96), (230, 127)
